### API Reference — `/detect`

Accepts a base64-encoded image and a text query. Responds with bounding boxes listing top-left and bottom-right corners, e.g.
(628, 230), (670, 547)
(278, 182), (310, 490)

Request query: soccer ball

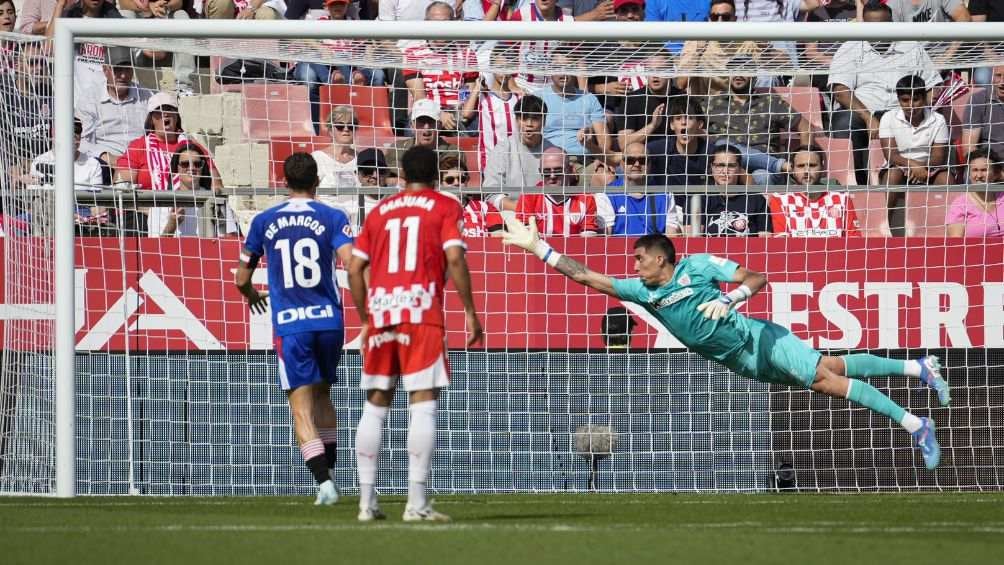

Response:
(573, 425), (616, 459)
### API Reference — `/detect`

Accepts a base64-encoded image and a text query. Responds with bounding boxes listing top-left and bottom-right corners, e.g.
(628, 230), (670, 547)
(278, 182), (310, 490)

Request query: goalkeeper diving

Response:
(500, 217), (949, 469)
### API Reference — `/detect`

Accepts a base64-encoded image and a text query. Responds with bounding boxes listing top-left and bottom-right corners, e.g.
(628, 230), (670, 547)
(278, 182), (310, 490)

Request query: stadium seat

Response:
(773, 87), (824, 131)
(241, 84), (315, 140)
(850, 191), (890, 237)
(318, 85), (395, 147)
(815, 136), (856, 187)
(906, 191), (950, 236)
(867, 139), (885, 186)
(208, 57), (244, 94)
(269, 136), (328, 186)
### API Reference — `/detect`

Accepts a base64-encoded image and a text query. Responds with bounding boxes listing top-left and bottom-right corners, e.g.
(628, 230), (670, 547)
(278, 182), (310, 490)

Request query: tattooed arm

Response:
(501, 216), (617, 297)
(552, 255), (617, 297)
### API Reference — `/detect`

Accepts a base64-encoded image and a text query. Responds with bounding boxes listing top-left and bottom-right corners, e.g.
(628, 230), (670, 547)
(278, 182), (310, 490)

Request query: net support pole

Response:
(53, 20), (77, 498)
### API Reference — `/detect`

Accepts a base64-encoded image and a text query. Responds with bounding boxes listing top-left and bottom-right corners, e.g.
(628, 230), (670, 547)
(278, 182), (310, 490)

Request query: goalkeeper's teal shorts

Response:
(723, 318), (820, 389)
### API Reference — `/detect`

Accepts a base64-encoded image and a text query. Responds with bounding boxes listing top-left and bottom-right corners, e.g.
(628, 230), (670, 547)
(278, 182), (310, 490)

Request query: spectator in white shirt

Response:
(77, 46), (154, 165)
(30, 118), (111, 235)
(878, 74), (950, 235)
(482, 94), (554, 190)
(827, 0), (941, 185)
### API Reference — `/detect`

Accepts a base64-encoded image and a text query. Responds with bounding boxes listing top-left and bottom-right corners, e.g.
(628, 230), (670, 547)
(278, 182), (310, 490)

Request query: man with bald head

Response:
(596, 142), (684, 236)
(490, 147), (606, 236)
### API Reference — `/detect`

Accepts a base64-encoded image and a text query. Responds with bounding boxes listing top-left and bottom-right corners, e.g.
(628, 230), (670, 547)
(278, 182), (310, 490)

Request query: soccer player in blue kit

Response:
(501, 218), (950, 469)
(236, 153), (355, 504)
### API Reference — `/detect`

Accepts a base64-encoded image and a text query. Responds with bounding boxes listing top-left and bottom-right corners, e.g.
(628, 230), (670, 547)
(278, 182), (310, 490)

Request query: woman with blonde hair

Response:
(312, 104), (359, 190)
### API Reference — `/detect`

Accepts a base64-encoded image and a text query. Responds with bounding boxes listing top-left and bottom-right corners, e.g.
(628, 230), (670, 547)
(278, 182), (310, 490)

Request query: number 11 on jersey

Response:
(385, 216), (420, 273)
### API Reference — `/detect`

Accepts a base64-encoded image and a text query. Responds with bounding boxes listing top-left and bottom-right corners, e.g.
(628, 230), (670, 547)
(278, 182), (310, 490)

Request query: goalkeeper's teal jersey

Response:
(611, 253), (753, 362)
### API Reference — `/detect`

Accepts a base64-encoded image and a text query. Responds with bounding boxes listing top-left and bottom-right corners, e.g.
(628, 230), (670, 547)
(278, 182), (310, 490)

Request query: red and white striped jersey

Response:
(514, 193), (599, 236)
(462, 198), (504, 237)
(402, 43), (479, 109)
(477, 91), (520, 169)
(618, 61), (649, 92)
(502, 4), (574, 89)
(768, 191), (861, 237)
(353, 188), (466, 329)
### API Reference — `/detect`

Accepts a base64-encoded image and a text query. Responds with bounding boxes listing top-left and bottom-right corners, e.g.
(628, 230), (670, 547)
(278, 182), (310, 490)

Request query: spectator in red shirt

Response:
(768, 144), (861, 238)
(115, 92), (222, 194)
(439, 153), (504, 236)
(491, 147), (605, 236)
(403, 1), (479, 133)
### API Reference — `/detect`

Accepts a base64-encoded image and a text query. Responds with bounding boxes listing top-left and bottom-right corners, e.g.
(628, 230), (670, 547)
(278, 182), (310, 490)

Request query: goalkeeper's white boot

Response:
(917, 355), (950, 407)
(403, 505), (451, 522)
(314, 480), (339, 506)
(357, 505), (387, 522)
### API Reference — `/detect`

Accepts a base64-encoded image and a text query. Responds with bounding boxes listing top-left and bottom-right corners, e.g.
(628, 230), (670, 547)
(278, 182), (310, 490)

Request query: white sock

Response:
(903, 360), (923, 377)
(406, 400), (437, 509)
(355, 401), (388, 509)
(900, 412), (923, 433)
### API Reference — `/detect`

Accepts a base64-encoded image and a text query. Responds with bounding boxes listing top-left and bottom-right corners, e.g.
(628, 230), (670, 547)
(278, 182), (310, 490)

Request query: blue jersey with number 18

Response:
(243, 198), (354, 337)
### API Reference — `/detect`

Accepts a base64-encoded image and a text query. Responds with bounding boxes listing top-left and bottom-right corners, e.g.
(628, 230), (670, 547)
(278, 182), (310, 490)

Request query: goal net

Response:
(1, 19), (1002, 496)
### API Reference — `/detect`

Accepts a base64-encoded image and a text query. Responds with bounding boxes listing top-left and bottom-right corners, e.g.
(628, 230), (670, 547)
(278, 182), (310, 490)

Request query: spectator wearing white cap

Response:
(115, 92), (222, 194)
(77, 46), (154, 165)
(384, 99), (461, 179)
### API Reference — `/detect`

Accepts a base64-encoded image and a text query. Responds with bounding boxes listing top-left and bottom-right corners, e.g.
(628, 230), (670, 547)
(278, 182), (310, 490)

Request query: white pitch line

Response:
(1, 496), (1002, 510)
(6, 521), (1004, 535)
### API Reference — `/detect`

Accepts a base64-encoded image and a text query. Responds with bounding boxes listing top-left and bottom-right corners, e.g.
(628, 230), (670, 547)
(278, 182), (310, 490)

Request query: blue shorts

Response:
(723, 319), (820, 389)
(274, 330), (344, 391)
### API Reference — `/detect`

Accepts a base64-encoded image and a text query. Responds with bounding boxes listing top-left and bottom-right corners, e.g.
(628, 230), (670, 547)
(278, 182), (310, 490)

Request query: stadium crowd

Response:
(2, 0), (1004, 238)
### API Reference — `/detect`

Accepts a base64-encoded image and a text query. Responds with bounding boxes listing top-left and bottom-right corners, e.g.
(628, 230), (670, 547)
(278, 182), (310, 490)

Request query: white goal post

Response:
(38, 19), (1004, 498)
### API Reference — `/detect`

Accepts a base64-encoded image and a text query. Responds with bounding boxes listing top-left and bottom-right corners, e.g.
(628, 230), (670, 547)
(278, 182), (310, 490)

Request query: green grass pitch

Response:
(2, 493), (1002, 565)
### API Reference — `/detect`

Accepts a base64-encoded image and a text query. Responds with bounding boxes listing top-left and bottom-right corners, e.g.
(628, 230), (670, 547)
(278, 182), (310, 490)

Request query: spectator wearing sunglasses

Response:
(313, 105), (361, 190)
(158, 143), (239, 237)
(595, 142), (684, 236)
(490, 147), (606, 236)
(440, 153), (504, 236)
(677, 0), (782, 98)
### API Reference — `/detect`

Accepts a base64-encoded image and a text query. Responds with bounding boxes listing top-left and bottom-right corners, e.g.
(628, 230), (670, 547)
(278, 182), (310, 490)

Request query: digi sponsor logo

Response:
(276, 304), (335, 325)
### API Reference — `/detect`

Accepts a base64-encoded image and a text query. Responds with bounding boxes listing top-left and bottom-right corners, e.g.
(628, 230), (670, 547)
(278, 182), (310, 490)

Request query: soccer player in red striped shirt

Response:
(348, 145), (483, 522)
(768, 145), (861, 237)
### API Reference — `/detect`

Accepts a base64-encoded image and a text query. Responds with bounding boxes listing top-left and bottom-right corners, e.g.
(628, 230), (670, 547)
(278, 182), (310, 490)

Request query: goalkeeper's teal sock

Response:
(845, 380), (920, 432)
(843, 354), (908, 378)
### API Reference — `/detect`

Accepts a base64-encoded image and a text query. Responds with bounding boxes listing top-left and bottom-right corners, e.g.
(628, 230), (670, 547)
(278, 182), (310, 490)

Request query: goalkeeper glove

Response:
(696, 285), (752, 320)
(501, 216), (562, 267)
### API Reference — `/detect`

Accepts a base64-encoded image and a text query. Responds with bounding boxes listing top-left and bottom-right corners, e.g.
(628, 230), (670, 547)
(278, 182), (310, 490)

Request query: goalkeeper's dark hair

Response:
(402, 145), (439, 185)
(284, 152), (319, 191)
(633, 234), (676, 265)
(667, 96), (706, 127)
